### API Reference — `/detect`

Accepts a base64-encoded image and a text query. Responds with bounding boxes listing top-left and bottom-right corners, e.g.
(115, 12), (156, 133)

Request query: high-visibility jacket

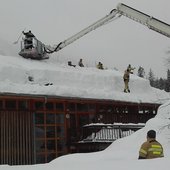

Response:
(139, 139), (164, 159)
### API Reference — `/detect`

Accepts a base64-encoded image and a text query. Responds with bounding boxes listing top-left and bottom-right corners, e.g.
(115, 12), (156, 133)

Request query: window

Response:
(56, 103), (64, 111)
(36, 154), (45, 164)
(18, 100), (28, 110)
(46, 102), (54, 110)
(47, 153), (56, 162)
(5, 100), (16, 109)
(35, 126), (45, 138)
(67, 103), (75, 112)
(56, 126), (65, 138)
(77, 103), (88, 112)
(35, 113), (44, 124)
(0, 100), (3, 109)
(35, 140), (45, 152)
(56, 113), (64, 124)
(47, 140), (56, 151)
(57, 140), (65, 151)
(35, 101), (44, 110)
(46, 126), (55, 138)
(46, 113), (55, 124)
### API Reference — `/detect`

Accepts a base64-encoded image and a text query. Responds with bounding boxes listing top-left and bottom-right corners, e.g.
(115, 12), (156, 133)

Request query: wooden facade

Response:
(0, 93), (160, 165)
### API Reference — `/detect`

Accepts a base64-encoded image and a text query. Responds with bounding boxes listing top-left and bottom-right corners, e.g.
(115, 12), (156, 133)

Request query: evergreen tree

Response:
(148, 69), (155, 87)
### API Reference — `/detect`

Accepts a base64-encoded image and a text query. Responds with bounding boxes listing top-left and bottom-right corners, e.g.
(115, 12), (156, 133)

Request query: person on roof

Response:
(78, 59), (84, 67)
(97, 62), (104, 70)
(138, 130), (164, 159)
(127, 64), (135, 74)
(123, 69), (130, 93)
(22, 30), (35, 49)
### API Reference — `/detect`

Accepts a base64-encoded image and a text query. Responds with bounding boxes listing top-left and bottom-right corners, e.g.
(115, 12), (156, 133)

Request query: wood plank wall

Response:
(0, 111), (34, 165)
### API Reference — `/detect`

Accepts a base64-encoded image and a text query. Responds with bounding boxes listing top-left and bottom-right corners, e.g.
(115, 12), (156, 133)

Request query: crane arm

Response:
(45, 3), (170, 54)
(117, 3), (170, 38)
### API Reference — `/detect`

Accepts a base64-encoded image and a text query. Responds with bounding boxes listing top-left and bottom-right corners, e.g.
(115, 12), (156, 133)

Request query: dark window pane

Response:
(56, 103), (64, 111)
(35, 101), (44, 110)
(89, 104), (95, 112)
(18, 100), (28, 110)
(67, 103), (75, 112)
(56, 126), (65, 137)
(47, 153), (56, 162)
(0, 100), (3, 109)
(77, 103), (88, 112)
(5, 100), (16, 109)
(35, 140), (45, 152)
(35, 113), (44, 124)
(36, 154), (45, 164)
(35, 126), (45, 138)
(46, 102), (54, 110)
(79, 115), (89, 126)
(46, 113), (55, 124)
(56, 113), (64, 124)
(57, 140), (65, 151)
(47, 140), (56, 151)
(46, 126), (55, 138)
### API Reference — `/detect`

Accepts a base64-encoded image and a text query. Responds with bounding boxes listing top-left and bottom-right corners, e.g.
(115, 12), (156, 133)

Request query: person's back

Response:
(139, 130), (164, 159)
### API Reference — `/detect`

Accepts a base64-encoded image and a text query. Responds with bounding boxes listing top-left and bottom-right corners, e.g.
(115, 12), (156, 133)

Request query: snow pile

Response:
(0, 54), (169, 104)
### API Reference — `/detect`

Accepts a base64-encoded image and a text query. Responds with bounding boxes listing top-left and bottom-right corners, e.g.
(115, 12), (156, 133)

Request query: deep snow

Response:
(0, 48), (170, 169)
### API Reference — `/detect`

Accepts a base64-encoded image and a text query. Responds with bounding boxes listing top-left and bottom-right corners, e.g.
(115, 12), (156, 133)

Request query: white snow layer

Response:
(0, 54), (169, 104)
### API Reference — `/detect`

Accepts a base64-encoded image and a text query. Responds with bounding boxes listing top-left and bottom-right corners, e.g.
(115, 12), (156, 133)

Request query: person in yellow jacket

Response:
(138, 130), (164, 159)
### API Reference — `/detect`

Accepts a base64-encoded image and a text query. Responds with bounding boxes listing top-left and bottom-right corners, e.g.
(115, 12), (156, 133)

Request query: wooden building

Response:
(0, 93), (160, 165)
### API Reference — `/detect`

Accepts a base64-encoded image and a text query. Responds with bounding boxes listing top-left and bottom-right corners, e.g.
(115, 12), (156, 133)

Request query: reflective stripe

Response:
(153, 151), (161, 155)
(151, 145), (161, 148)
(140, 149), (147, 155)
(148, 148), (162, 152)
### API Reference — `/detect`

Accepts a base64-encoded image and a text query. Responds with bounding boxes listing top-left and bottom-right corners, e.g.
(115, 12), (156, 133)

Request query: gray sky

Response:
(0, 0), (170, 78)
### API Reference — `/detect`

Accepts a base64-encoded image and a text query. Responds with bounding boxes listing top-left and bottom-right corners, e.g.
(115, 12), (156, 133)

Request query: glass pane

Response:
(56, 126), (65, 138)
(35, 140), (45, 152)
(35, 101), (44, 110)
(46, 113), (55, 124)
(57, 140), (65, 151)
(56, 103), (64, 111)
(67, 103), (75, 112)
(5, 100), (16, 109)
(47, 153), (56, 162)
(79, 115), (89, 126)
(56, 113), (64, 124)
(47, 140), (56, 151)
(35, 113), (44, 124)
(0, 100), (3, 109)
(18, 100), (28, 110)
(35, 126), (45, 138)
(77, 103), (88, 112)
(46, 126), (55, 138)
(36, 154), (45, 164)
(46, 102), (54, 110)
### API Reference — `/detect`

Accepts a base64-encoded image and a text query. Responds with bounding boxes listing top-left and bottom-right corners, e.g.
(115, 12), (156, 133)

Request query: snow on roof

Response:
(0, 54), (169, 104)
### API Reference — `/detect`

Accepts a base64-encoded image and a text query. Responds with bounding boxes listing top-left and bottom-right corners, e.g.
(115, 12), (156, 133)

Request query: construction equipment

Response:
(19, 3), (170, 60)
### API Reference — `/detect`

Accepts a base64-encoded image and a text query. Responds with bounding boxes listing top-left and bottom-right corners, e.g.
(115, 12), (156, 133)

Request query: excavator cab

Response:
(18, 37), (49, 60)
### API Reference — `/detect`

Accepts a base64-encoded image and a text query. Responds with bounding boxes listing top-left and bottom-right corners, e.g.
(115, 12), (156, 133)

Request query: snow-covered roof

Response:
(0, 54), (169, 104)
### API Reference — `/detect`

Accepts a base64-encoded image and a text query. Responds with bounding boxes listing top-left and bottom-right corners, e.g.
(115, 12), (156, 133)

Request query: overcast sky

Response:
(0, 0), (170, 78)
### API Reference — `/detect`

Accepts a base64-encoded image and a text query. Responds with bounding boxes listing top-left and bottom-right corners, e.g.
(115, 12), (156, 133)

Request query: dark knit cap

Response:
(147, 130), (156, 138)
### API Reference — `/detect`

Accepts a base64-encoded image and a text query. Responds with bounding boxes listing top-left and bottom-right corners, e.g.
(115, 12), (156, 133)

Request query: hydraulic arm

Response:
(45, 3), (170, 54)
